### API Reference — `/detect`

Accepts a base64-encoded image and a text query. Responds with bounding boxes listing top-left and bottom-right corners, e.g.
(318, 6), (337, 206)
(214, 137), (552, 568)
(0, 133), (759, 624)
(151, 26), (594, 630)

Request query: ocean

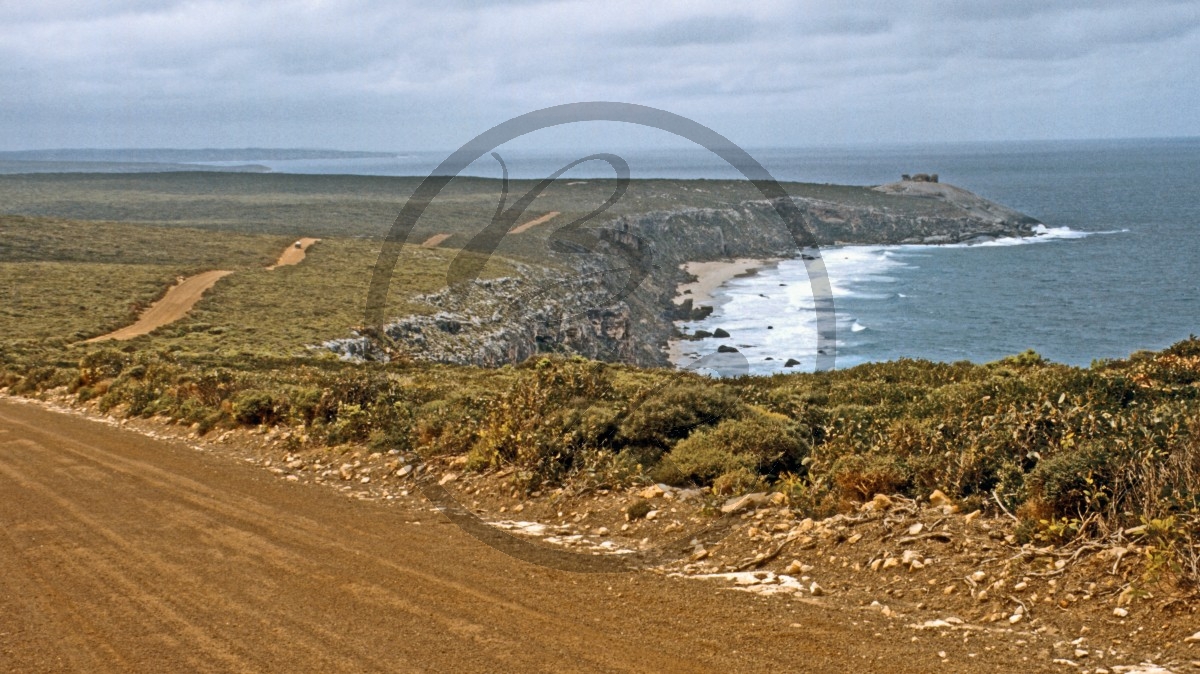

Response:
(198, 138), (1200, 372)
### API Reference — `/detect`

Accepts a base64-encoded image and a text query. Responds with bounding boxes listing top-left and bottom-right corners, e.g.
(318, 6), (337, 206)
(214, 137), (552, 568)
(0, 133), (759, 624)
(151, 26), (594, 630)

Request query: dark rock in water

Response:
(672, 298), (714, 321)
(693, 329), (713, 338)
(784, 358), (801, 367)
(717, 345), (739, 353)
(712, 328), (730, 338)
(767, 326), (773, 329)
(764, 357), (774, 361)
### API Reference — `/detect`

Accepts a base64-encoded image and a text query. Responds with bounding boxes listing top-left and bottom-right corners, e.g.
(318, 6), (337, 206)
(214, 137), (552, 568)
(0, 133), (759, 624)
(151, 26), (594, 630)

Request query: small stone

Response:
(638, 485), (664, 499)
(595, 527), (609, 536)
(970, 570), (987, 582)
(928, 489), (951, 507)
(360, 476), (370, 484)
(1074, 649), (1088, 658)
(769, 492), (788, 505)
(438, 472), (458, 485)
(937, 651), (947, 659)
(1009, 613), (1023, 624)
(809, 582), (826, 596)
(1184, 631), (1200, 643)
(1013, 581), (1028, 591)
(396, 464), (414, 477)
(645, 510), (659, 521)
(943, 585), (957, 595)
(785, 560), (804, 575)
(908, 523), (924, 535)
(720, 492), (770, 514)
(872, 493), (894, 510)
(963, 510), (981, 524)
(846, 533), (863, 545)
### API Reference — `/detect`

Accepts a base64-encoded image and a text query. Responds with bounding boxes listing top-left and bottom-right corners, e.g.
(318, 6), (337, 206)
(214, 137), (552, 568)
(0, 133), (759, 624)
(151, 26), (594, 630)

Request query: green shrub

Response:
(712, 467), (768, 495)
(830, 453), (911, 502)
(662, 408), (805, 483)
(78, 348), (127, 385)
(1026, 441), (1118, 518)
(616, 382), (744, 451)
(231, 389), (285, 426)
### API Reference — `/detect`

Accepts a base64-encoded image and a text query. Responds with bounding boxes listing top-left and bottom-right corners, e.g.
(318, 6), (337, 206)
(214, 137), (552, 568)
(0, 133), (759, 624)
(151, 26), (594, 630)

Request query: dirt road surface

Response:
(0, 399), (1016, 673)
(267, 238), (320, 269)
(510, 211), (559, 234)
(83, 270), (232, 342)
(420, 233), (451, 248)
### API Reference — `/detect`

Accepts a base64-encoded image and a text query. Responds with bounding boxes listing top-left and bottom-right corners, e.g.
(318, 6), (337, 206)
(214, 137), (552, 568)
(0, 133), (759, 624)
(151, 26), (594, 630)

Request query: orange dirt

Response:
(267, 238), (320, 269)
(0, 397), (992, 673)
(83, 270), (232, 342)
(421, 233), (451, 248)
(510, 211), (560, 234)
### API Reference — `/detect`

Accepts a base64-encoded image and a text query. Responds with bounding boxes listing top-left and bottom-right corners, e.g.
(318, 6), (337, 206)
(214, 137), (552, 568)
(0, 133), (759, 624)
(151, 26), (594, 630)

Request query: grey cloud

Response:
(0, 0), (1197, 149)
(622, 15), (759, 47)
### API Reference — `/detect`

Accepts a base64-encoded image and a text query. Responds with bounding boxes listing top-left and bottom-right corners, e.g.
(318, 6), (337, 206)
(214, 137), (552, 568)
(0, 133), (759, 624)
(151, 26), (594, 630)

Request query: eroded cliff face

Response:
(325, 183), (1041, 368)
(325, 262), (676, 368)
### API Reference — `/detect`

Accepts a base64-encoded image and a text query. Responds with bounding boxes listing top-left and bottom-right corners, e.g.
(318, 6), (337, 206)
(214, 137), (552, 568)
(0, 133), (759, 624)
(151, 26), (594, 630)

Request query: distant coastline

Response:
(0, 148), (399, 175)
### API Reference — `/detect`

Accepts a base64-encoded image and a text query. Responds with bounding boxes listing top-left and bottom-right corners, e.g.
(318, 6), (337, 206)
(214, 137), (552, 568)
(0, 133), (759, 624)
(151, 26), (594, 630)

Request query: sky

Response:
(2, 0), (1199, 151)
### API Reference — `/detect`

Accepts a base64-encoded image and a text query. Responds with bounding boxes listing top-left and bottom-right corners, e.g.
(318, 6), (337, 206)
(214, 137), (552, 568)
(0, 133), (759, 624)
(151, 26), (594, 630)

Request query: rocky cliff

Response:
(325, 182), (1042, 368)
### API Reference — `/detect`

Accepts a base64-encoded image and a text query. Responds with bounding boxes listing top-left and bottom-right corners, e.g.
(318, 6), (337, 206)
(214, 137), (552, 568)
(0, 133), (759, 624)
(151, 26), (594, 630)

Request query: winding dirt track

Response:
(83, 270), (232, 343)
(267, 238), (320, 269)
(0, 399), (995, 673)
(510, 211), (559, 234)
(420, 233), (451, 248)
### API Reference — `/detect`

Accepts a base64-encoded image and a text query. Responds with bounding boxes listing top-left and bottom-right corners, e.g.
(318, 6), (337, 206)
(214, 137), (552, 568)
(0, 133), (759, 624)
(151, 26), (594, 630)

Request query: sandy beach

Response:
(668, 257), (780, 365)
(673, 258), (779, 307)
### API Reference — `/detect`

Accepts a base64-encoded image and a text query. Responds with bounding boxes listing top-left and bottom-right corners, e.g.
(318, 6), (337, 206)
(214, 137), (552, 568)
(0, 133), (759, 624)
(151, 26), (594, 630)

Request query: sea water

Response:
(200, 138), (1200, 372)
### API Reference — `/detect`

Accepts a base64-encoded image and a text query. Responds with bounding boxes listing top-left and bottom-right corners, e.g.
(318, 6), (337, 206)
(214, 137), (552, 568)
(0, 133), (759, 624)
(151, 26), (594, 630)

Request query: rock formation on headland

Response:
(326, 181), (1042, 368)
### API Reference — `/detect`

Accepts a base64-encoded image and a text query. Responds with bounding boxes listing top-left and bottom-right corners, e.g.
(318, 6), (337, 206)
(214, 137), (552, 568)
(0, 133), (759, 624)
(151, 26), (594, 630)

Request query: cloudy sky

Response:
(2, 0), (1198, 150)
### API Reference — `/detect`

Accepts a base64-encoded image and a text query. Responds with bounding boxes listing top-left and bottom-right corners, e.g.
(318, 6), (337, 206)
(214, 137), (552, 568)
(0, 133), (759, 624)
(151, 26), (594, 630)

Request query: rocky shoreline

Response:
(326, 179), (1042, 368)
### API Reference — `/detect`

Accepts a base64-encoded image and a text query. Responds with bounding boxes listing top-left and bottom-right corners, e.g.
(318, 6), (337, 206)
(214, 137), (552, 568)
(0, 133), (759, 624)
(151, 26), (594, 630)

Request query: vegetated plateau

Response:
(4, 170), (1199, 593)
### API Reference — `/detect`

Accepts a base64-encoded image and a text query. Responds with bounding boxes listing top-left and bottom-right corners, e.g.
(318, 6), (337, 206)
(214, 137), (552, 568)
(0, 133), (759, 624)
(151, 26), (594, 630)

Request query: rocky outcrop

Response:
(327, 183), (1042, 368)
(326, 268), (675, 368)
